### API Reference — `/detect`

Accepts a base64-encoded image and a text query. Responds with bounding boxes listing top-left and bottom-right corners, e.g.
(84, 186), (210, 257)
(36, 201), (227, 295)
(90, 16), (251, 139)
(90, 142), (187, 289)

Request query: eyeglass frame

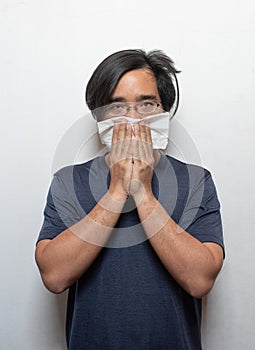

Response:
(102, 101), (163, 117)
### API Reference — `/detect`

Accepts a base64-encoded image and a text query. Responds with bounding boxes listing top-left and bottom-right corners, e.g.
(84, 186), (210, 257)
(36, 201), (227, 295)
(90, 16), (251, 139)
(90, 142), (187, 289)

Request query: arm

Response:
(35, 122), (133, 294)
(135, 192), (223, 298)
(35, 191), (125, 294)
(130, 123), (224, 298)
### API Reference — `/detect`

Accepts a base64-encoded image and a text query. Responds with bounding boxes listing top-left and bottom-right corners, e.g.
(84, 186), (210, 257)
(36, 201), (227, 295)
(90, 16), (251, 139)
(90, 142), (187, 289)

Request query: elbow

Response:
(184, 263), (223, 298)
(36, 260), (68, 294)
(35, 242), (68, 294)
(40, 272), (68, 294)
(186, 278), (215, 299)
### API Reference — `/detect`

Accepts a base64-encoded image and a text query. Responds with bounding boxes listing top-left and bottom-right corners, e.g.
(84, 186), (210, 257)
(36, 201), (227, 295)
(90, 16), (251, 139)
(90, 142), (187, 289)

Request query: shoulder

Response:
(53, 158), (95, 177)
(53, 156), (106, 180)
(48, 157), (104, 193)
(165, 154), (208, 172)
(164, 154), (211, 181)
(163, 155), (220, 204)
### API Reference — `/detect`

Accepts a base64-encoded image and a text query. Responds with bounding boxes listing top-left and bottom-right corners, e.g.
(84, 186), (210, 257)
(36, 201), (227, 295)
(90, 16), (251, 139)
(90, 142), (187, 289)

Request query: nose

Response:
(125, 106), (141, 119)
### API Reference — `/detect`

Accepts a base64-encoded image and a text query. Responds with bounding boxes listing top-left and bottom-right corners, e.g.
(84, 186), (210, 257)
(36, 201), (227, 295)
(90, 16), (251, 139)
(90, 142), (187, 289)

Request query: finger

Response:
(112, 123), (120, 143)
(125, 123), (132, 140)
(117, 121), (128, 141)
(111, 123), (125, 160)
(124, 123), (133, 159)
(139, 123), (148, 142)
(112, 121), (129, 145)
(133, 123), (140, 140)
(132, 124), (144, 161)
(145, 125), (152, 145)
(140, 124), (152, 145)
(144, 125), (153, 158)
(112, 122), (133, 160)
(139, 124), (153, 158)
(137, 123), (152, 151)
(120, 123), (132, 152)
(134, 123), (154, 164)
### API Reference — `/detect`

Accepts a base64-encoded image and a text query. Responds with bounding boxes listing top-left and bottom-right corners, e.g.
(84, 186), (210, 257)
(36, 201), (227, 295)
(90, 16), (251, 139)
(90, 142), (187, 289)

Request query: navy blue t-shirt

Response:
(38, 154), (224, 350)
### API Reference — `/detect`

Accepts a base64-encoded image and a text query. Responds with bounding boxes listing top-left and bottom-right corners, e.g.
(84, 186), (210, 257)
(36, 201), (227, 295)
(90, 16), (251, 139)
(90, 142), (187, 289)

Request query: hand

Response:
(107, 122), (133, 201)
(129, 123), (154, 202)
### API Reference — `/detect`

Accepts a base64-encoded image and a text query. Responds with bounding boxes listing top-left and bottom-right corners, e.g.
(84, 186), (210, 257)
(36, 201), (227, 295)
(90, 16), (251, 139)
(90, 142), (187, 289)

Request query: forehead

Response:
(111, 69), (160, 101)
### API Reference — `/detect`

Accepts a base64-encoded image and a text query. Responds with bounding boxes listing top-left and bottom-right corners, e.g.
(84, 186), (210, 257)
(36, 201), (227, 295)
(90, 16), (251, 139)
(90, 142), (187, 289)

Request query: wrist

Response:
(132, 187), (155, 207)
(135, 197), (170, 239)
(108, 186), (128, 203)
(98, 191), (127, 214)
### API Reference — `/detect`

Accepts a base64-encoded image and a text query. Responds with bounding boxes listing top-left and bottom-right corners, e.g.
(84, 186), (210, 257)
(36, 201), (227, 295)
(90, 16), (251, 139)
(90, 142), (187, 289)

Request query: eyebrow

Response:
(109, 94), (158, 103)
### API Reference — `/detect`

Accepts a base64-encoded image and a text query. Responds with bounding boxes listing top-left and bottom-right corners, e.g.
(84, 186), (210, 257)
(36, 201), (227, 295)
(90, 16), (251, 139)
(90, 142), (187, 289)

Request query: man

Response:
(35, 49), (224, 349)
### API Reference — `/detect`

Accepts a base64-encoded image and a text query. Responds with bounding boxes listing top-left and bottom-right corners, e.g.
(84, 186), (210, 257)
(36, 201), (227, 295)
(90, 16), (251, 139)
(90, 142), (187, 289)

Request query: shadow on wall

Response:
(31, 286), (68, 349)
(55, 291), (68, 335)
(51, 291), (68, 348)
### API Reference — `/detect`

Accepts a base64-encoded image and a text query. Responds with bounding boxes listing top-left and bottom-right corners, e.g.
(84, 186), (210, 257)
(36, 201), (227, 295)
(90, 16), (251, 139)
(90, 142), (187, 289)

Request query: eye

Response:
(139, 101), (156, 112)
(107, 103), (125, 112)
(104, 103), (127, 116)
(141, 101), (154, 108)
(112, 103), (124, 109)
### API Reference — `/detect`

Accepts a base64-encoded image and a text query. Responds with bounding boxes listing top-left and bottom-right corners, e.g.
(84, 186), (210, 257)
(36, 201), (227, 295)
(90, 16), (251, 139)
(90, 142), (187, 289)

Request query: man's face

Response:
(102, 69), (162, 120)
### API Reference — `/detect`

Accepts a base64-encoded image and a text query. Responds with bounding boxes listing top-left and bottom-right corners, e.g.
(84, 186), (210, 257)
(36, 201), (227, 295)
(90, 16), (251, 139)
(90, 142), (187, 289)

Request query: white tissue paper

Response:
(97, 112), (170, 149)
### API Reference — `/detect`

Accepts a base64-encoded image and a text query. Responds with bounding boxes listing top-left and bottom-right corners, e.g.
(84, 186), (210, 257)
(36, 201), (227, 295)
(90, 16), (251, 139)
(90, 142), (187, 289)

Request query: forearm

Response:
(135, 192), (223, 298)
(35, 191), (125, 294)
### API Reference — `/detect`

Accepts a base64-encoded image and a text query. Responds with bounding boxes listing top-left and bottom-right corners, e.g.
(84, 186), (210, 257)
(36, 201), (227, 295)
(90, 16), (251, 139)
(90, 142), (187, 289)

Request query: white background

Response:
(0, 0), (254, 349)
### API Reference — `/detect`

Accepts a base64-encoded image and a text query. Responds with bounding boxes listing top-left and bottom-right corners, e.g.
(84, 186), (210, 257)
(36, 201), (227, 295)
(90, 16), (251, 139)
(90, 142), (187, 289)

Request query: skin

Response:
(35, 69), (224, 297)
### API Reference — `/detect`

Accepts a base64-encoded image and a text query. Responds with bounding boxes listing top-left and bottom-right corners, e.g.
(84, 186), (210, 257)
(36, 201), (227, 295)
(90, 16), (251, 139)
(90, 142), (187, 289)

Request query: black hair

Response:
(85, 49), (180, 118)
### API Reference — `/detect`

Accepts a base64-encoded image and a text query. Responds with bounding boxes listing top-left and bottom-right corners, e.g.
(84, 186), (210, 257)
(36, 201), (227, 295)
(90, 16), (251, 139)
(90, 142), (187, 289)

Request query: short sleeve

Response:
(37, 167), (86, 243)
(179, 168), (225, 256)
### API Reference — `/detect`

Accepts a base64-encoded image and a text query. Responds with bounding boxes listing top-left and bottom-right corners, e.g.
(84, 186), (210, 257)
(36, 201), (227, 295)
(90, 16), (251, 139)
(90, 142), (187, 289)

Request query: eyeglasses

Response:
(103, 101), (162, 117)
